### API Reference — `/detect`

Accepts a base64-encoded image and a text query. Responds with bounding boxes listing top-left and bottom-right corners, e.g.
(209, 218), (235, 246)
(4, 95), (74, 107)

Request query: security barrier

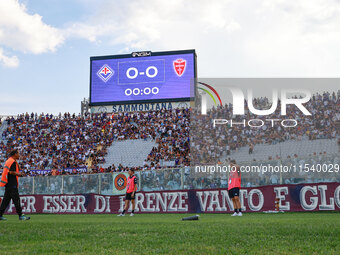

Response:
(0, 152), (338, 196)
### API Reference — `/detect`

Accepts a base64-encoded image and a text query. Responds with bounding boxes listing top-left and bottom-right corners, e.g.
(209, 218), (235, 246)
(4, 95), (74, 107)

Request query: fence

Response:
(0, 153), (339, 196)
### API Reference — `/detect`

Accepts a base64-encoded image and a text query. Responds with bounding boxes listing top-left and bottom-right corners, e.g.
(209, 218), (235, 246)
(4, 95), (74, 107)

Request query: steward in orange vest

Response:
(0, 149), (30, 220)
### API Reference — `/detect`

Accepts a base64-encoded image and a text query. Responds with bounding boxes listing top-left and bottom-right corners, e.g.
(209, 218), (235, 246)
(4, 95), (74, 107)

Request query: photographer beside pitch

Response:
(228, 160), (242, 216)
(0, 149), (30, 220)
(118, 169), (138, 217)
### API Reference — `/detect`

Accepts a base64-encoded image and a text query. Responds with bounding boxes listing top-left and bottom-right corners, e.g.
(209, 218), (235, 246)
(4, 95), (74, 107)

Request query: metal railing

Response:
(0, 154), (339, 196)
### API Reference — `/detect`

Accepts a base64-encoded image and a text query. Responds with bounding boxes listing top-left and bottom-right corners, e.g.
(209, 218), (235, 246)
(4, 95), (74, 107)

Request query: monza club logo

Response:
(114, 174), (127, 191)
(173, 58), (186, 77)
(97, 64), (114, 82)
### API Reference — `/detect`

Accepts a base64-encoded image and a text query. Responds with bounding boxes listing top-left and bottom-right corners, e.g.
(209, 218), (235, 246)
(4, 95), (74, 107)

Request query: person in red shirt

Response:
(118, 169), (138, 217)
(228, 160), (242, 216)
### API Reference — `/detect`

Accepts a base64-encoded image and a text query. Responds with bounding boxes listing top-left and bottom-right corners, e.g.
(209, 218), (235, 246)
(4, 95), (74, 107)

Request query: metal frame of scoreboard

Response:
(89, 49), (197, 107)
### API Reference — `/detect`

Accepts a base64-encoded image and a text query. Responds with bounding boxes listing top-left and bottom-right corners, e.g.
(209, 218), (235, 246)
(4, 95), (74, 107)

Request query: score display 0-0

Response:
(90, 50), (196, 105)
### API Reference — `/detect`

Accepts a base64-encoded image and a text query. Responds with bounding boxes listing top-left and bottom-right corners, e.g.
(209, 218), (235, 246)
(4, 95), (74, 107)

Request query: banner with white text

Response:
(1, 182), (339, 214)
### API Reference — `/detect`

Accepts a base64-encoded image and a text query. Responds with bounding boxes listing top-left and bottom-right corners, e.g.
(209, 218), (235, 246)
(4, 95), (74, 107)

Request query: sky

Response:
(0, 0), (340, 115)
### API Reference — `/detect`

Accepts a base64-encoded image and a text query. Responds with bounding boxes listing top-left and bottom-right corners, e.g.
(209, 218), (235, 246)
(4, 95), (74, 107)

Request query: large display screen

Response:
(90, 50), (196, 105)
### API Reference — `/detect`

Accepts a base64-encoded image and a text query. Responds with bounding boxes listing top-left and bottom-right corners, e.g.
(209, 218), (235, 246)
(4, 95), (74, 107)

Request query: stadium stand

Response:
(191, 91), (339, 164)
(0, 113), (112, 172)
(0, 91), (338, 176)
(0, 109), (190, 174)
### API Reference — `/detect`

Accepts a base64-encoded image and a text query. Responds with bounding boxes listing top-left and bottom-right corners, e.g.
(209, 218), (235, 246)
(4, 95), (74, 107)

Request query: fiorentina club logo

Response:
(114, 174), (127, 191)
(173, 58), (186, 77)
(97, 64), (114, 82)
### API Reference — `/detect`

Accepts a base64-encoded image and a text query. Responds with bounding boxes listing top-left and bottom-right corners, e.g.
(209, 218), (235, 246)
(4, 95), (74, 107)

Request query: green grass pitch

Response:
(0, 212), (339, 254)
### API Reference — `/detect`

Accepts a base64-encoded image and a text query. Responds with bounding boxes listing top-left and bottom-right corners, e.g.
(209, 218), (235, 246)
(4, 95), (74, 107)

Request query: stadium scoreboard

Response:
(89, 49), (197, 106)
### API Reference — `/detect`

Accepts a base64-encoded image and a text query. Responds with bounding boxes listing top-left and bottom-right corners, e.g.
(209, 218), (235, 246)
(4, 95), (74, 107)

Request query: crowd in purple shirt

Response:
(0, 91), (338, 176)
(191, 91), (339, 164)
(0, 109), (190, 175)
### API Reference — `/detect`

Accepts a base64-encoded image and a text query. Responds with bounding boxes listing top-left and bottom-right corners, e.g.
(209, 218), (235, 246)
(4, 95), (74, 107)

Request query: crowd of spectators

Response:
(191, 91), (339, 164)
(109, 108), (190, 167)
(0, 91), (338, 177)
(0, 109), (190, 176)
(0, 112), (111, 175)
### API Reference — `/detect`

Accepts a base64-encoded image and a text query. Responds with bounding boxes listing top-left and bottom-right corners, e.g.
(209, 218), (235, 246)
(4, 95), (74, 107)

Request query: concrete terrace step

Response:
(102, 139), (157, 167)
